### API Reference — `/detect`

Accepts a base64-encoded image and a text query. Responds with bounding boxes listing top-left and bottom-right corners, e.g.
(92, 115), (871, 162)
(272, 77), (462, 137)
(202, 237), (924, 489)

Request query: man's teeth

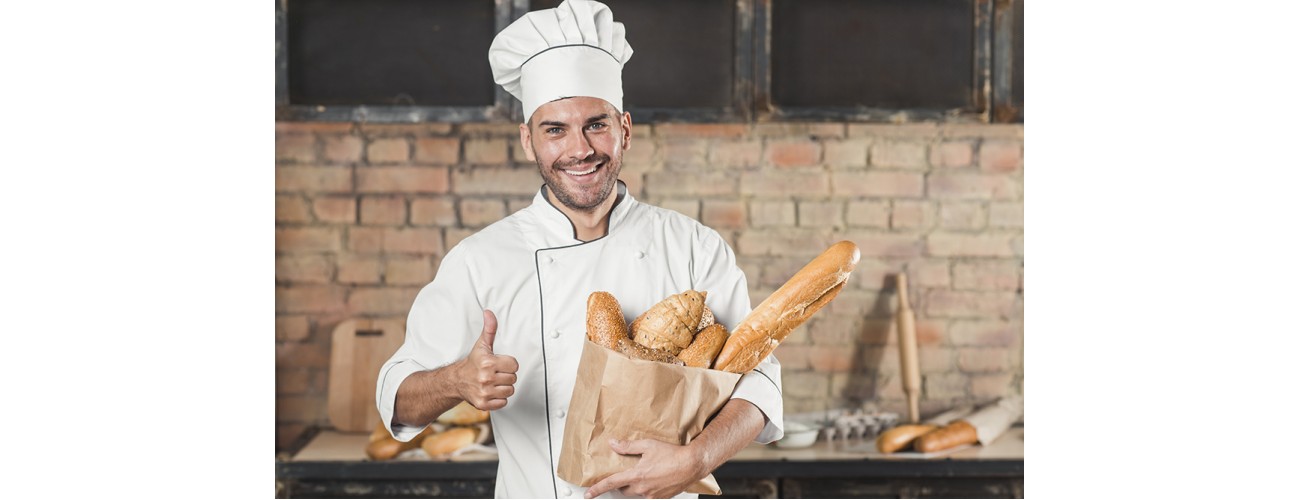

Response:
(567, 165), (598, 175)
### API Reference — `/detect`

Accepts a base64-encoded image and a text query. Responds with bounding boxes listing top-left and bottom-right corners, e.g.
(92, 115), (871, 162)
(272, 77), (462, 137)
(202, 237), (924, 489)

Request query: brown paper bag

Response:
(558, 340), (742, 496)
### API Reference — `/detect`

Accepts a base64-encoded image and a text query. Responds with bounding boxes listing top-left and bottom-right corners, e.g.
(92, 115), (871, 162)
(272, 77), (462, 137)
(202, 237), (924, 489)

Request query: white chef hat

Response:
(488, 0), (634, 123)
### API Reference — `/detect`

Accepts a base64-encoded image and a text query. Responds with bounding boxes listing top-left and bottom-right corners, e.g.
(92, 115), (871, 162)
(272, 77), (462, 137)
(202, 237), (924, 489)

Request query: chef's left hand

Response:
(583, 438), (704, 499)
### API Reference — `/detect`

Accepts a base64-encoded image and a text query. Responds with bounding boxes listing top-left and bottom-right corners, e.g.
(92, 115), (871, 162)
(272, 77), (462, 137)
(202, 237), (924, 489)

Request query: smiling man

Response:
(376, 1), (784, 498)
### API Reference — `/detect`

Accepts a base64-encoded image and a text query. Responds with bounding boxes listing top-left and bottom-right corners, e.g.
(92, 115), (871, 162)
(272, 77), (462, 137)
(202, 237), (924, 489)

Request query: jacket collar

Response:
(529, 180), (634, 244)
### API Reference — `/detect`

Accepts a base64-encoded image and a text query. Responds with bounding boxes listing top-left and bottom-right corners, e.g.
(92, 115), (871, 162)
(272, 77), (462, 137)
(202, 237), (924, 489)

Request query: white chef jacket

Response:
(377, 182), (785, 499)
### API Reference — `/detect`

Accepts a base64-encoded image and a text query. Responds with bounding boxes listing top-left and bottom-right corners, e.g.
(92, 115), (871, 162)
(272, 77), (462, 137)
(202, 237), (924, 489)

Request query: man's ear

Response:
(519, 122), (536, 162)
(621, 111), (632, 151)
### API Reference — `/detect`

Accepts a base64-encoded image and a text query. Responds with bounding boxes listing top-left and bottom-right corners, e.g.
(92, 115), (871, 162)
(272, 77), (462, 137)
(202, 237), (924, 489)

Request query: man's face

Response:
(520, 97), (632, 213)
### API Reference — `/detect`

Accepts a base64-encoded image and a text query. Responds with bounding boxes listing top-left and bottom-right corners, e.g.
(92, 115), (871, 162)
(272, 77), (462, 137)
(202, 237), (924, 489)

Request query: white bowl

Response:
(775, 422), (820, 449)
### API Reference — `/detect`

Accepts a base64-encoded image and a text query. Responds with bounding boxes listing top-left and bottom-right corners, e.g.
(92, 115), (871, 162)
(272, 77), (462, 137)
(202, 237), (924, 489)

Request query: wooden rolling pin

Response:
(896, 273), (922, 423)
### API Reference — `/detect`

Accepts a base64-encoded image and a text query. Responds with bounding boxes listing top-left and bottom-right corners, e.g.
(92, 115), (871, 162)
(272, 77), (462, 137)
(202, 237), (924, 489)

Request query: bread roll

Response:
(586, 291), (629, 349)
(436, 400), (490, 426)
(422, 427), (479, 457)
(630, 290), (707, 355)
(616, 337), (685, 366)
(913, 420), (978, 453)
(875, 424), (937, 454)
(677, 323), (728, 368)
(714, 241), (860, 373)
(366, 423), (436, 460)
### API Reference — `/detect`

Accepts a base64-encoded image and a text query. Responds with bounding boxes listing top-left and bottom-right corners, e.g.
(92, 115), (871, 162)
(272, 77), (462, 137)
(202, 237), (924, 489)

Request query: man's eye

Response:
(587, 123), (607, 131)
(546, 127), (563, 134)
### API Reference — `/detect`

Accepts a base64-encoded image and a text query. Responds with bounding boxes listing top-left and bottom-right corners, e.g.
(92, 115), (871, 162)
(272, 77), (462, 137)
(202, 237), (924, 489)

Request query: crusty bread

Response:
(697, 305), (715, 331)
(436, 400), (490, 426)
(677, 323), (728, 368)
(630, 290), (707, 355)
(713, 241), (860, 373)
(422, 427), (479, 457)
(586, 291), (629, 349)
(875, 424), (937, 454)
(366, 423), (436, 460)
(913, 420), (978, 453)
(616, 337), (685, 365)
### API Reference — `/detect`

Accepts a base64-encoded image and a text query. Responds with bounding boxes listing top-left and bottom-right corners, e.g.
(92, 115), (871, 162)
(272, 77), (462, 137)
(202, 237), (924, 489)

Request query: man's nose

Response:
(564, 131), (595, 162)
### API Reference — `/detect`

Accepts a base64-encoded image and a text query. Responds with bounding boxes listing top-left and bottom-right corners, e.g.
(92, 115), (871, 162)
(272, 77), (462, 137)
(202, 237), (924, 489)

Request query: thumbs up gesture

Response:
(458, 310), (519, 411)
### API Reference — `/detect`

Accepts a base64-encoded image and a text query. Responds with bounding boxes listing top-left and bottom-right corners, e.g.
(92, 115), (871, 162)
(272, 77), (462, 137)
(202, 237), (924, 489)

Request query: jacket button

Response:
(561, 487), (573, 496)
(551, 329), (561, 339)
(547, 256), (556, 264)
(555, 409), (566, 419)
(635, 250), (645, 259)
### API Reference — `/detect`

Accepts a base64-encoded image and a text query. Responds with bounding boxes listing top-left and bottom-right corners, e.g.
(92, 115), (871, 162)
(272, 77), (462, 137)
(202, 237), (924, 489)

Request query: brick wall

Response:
(274, 120), (1024, 450)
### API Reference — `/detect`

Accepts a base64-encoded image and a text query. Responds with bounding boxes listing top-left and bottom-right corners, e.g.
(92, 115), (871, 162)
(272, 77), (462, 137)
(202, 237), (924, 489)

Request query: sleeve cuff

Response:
(376, 360), (431, 442)
(730, 363), (785, 444)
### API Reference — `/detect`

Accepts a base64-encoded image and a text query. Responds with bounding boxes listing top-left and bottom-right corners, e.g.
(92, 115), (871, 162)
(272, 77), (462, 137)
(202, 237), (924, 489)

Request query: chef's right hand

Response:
(458, 310), (518, 411)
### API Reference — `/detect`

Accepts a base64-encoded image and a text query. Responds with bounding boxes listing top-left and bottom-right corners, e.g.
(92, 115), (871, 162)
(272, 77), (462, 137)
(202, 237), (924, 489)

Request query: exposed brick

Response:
(736, 229), (833, 257)
(386, 256), (433, 286)
(971, 373), (1016, 398)
(276, 285), (346, 314)
(940, 123), (1023, 139)
(848, 123), (941, 138)
(979, 140), (1023, 172)
(457, 123), (520, 136)
(659, 139), (710, 169)
(382, 227), (444, 254)
(914, 320), (947, 347)
(930, 140), (975, 168)
(276, 316), (310, 342)
(656, 199), (700, 220)
(348, 287), (421, 315)
(939, 202), (987, 230)
(863, 346), (900, 374)
(1013, 235), (1023, 257)
(798, 201), (843, 228)
(871, 141), (928, 169)
(840, 232), (924, 258)
(908, 259), (951, 288)
(623, 140), (657, 166)
(360, 123), (445, 136)
(465, 138), (509, 164)
(276, 134), (316, 163)
(989, 202), (1023, 228)
(322, 135), (363, 164)
(312, 196), (357, 224)
(357, 166), (450, 193)
(919, 347), (956, 375)
(277, 122), (353, 134)
(928, 233), (1016, 257)
(954, 260), (1022, 290)
(808, 315), (862, 345)
(927, 173), (1019, 200)
(276, 195), (311, 223)
(507, 197), (533, 215)
(765, 141), (821, 167)
(275, 227), (340, 252)
(708, 140), (763, 169)
(460, 199), (507, 227)
(831, 171), (924, 197)
(367, 138), (410, 164)
(647, 171), (738, 196)
(846, 200), (890, 228)
(414, 136), (461, 165)
(752, 122), (845, 138)
(348, 227), (384, 254)
(337, 257), (382, 284)
(445, 228), (476, 251)
(772, 344), (812, 370)
(760, 257), (817, 288)
(949, 320), (1020, 347)
(277, 395), (327, 421)
(655, 123), (749, 138)
(702, 200), (746, 229)
(808, 345), (854, 372)
(923, 372), (968, 400)
(740, 170), (829, 197)
(410, 197), (458, 226)
(359, 196), (406, 226)
(749, 201), (795, 227)
(782, 371), (830, 399)
(822, 289), (879, 318)
(891, 200), (936, 230)
(823, 139), (869, 168)
(276, 255), (332, 284)
(926, 290), (1018, 318)
(451, 166), (541, 196)
(958, 347), (1011, 373)
(277, 368), (319, 395)
(276, 167), (352, 193)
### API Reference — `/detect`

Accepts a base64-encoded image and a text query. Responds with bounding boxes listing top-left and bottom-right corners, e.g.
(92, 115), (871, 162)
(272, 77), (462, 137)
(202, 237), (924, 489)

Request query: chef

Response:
(376, 1), (783, 498)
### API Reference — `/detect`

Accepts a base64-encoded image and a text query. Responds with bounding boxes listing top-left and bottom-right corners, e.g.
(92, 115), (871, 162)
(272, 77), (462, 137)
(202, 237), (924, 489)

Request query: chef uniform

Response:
(377, 1), (784, 498)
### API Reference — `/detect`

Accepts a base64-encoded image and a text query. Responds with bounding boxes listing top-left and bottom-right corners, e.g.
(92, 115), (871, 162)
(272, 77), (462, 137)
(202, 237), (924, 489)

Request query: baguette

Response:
(422, 427), (479, 457)
(714, 241), (861, 373)
(677, 323), (728, 368)
(586, 291), (630, 349)
(875, 424), (937, 454)
(913, 420), (978, 453)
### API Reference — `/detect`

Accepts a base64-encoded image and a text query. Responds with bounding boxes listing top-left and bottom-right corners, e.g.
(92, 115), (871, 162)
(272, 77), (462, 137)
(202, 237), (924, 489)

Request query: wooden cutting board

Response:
(327, 318), (406, 433)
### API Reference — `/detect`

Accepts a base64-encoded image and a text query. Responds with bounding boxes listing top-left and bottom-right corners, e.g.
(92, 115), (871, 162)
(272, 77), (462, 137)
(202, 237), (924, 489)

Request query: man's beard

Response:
(538, 151), (622, 213)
